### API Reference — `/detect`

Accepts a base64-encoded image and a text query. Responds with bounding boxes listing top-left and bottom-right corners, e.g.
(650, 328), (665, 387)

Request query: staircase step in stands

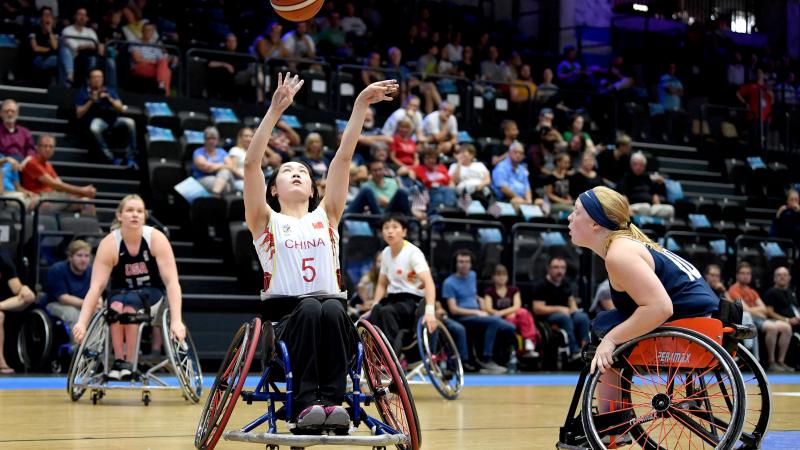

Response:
(60, 176), (140, 194)
(183, 309), (261, 359)
(18, 102), (58, 119)
(176, 257), (225, 275)
(745, 207), (778, 222)
(171, 241), (194, 258)
(51, 161), (139, 180)
(657, 156), (709, 171)
(51, 147), (90, 163)
(633, 141), (698, 159)
(0, 84), (50, 104)
(179, 275), (239, 294)
(684, 193), (747, 204)
(19, 115), (69, 133)
(680, 180), (737, 196)
(659, 168), (723, 183)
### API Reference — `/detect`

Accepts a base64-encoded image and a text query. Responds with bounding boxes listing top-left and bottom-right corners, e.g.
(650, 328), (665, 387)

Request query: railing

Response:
(184, 48), (259, 100)
(0, 196), (26, 273)
(333, 64), (401, 112)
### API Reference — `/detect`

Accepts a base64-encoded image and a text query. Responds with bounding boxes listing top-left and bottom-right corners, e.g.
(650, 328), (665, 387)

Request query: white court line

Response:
(773, 392), (800, 397)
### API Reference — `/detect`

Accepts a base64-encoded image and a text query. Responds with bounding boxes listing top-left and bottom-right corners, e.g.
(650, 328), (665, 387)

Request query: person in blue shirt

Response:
(657, 63), (684, 112)
(192, 126), (235, 195)
(0, 155), (38, 211)
(46, 239), (92, 331)
(443, 249), (516, 374)
(491, 142), (532, 211)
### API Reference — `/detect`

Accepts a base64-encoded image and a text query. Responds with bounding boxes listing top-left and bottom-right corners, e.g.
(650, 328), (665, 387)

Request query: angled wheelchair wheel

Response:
(357, 320), (421, 450)
(163, 312), (203, 403)
(417, 318), (463, 400)
(67, 311), (107, 401)
(17, 308), (54, 371)
(733, 344), (771, 450)
(195, 317), (260, 450)
(581, 328), (746, 450)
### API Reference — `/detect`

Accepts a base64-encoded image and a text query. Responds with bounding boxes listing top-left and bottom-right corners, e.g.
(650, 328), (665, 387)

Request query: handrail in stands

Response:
(333, 64), (401, 112)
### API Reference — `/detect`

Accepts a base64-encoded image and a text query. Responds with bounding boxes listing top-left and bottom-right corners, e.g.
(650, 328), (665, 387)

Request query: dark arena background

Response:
(0, 0), (799, 449)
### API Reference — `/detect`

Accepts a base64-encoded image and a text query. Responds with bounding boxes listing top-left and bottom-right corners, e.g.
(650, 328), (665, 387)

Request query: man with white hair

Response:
(0, 99), (36, 168)
(491, 141), (533, 211)
(422, 101), (458, 155)
(615, 151), (674, 219)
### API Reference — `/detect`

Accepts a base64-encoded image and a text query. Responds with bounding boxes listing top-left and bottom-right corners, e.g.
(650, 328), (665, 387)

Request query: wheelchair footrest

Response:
(223, 431), (410, 447)
(289, 425), (350, 436)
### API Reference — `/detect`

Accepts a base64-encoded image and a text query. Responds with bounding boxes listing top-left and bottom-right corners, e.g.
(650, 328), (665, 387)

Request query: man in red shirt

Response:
(736, 69), (773, 149)
(0, 99), (36, 168)
(21, 134), (96, 211)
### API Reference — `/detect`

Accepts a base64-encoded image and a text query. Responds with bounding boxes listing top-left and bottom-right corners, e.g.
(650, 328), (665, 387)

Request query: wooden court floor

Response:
(0, 382), (799, 449)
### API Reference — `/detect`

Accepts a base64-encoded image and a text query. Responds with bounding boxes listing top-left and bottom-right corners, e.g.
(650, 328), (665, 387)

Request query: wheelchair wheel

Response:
(581, 328), (746, 450)
(17, 308), (54, 371)
(733, 344), (771, 450)
(163, 313), (203, 403)
(66, 311), (107, 401)
(194, 317), (260, 450)
(417, 318), (463, 400)
(357, 320), (421, 450)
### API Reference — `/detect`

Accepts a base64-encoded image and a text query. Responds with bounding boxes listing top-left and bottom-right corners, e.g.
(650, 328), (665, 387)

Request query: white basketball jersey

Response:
(253, 207), (341, 296)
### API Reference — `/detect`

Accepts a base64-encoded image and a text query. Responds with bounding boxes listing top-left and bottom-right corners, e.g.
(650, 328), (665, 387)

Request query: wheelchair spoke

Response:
(670, 407), (723, 447)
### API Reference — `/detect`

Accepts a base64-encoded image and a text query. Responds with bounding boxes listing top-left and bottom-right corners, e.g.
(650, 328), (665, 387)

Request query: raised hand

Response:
(357, 79), (399, 105)
(270, 72), (304, 113)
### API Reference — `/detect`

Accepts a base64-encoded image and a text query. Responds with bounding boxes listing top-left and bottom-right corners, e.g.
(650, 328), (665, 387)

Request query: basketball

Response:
(271, 0), (324, 22)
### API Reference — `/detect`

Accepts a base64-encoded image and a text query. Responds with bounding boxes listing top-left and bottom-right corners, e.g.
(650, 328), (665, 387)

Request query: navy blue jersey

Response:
(109, 226), (164, 291)
(594, 242), (719, 336)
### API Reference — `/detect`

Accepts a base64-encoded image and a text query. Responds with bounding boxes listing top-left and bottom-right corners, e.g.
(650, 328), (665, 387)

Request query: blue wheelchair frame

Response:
(238, 339), (403, 438)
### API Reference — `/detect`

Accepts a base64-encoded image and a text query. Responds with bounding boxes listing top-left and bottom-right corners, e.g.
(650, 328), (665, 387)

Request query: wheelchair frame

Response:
(195, 317), (422, 450)
(66, 300), (203, 405)
(556, 318), (772, 450)
(402, 317), (464, 400)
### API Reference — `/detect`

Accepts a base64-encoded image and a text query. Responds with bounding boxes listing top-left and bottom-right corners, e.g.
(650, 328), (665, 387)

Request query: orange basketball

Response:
(271, 0), (325, 22)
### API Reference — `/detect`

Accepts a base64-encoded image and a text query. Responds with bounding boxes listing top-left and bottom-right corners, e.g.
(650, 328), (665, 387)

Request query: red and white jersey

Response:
(253, 207), (342, 297)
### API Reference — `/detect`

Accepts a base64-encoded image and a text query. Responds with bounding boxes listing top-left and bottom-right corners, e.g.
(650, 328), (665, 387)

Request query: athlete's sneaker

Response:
(477, 359), (506, 374)
(296, 405), (326, 429)
(322, 405), (350, 427)
(108, 359), (132, 380)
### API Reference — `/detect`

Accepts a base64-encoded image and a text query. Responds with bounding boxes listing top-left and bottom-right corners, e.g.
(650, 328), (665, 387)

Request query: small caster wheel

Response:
(142, 391), (151, 406)
(91, 390), (99, 405)
(267, 446), (279, 450)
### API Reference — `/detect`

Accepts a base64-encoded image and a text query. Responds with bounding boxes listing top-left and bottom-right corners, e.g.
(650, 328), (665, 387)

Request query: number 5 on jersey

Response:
(302, 257), (317, 282)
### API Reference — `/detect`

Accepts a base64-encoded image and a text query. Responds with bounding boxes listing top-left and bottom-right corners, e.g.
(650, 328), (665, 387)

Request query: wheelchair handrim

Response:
(417, 318), (463, 400)
(66, 311), (106, 401)
(733, 343), (772, 449)
(163, 312), (203, 403)
(581, 329), (746, 450)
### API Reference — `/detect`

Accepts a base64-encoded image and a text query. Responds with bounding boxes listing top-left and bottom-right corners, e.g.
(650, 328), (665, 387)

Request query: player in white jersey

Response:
(368, 213), (438, 355)
(243, 73), (398, 430)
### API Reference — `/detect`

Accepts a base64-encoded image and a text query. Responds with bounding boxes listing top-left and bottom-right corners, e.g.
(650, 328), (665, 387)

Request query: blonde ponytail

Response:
(589, 186), (663, 253)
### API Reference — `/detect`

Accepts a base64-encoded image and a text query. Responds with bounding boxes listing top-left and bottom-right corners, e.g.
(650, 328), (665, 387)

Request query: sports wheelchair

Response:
(16, 305), (74, 373)
(66, 289), (203, 405)
(399, 316), (464, 400)
(556, 317), (771, 450)
(194, 314), (422, 450)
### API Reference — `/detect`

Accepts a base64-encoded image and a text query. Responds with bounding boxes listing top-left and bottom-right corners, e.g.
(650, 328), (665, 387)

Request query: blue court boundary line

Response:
(3, 373), (800, 390)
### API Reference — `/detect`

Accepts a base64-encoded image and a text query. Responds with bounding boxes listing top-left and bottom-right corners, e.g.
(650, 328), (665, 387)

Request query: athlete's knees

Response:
(320, 299), (346, 321)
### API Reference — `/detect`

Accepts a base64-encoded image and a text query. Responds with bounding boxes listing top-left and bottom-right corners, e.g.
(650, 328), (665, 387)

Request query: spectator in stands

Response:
(727, 51), (745, 89)
(562, 114), (596, 154)
(300, 132), (331, 192)
(346, 159), (411, 216)
(422, 101), (458, 155)
(414, 147), (457, 212)
(450, 143), (491, 201)
(535, 68), (559, 105)
(356, 252), (381, 315)
(596, 134), (632, 186)
(382, 95), (425, 141)
(389, 118), (418, 169)
(492, 142), (533, 210)
(206, 33), (252, 101)
(75, 69), (137, 167)
(228, 127), (257, 191)
(535, 107), (556, 134)
(45, 239), (92, 331)
(772, 189), (800, 243)
(21, 134), (97, 211)
(445, 31), (463, 64)
(386, 46), (441, 114)
(340, 2), (367, 37)
(457, 45), (479, 81)
(765, 267), (800, 336)
(774, 72), (797, 107)
(0, 251), (37, 374)
(317, 11), (348, 56)
(0, 154), (38, 211)
(491, 119), (520, 165)
(444, 250), (515, 374)
(728, 262), (792, 372)
(256, 23), (289, 60)
(121, 4), (149, 42)
(97, 8), (124, 44)
(282, 21), (316, 59)
(532, 256), (590, 359)
(569, 151), (601, 200)
(483, 264), (539, 358)
(510, 64), (537, 104)
(705, 263), (759, 358)
(192, 126), (235, 195)
(556, 46), (587, 88)
(267, 119), (301, 164)
(29, 6), (58, 81)
(416, 43), (439, 75)
(59, 7), (106, 87)
(480, 46), (510, 82)
(0, 99), (36, 165)
(528, 128), (563, 177)
(590, 279), (614, 314)
(658, 63), (684, 112)
(361, 51), (386, 87)
(615, 152), (674, 219)
(129, 23), (172, 96)
(545, 153), (574, 215)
